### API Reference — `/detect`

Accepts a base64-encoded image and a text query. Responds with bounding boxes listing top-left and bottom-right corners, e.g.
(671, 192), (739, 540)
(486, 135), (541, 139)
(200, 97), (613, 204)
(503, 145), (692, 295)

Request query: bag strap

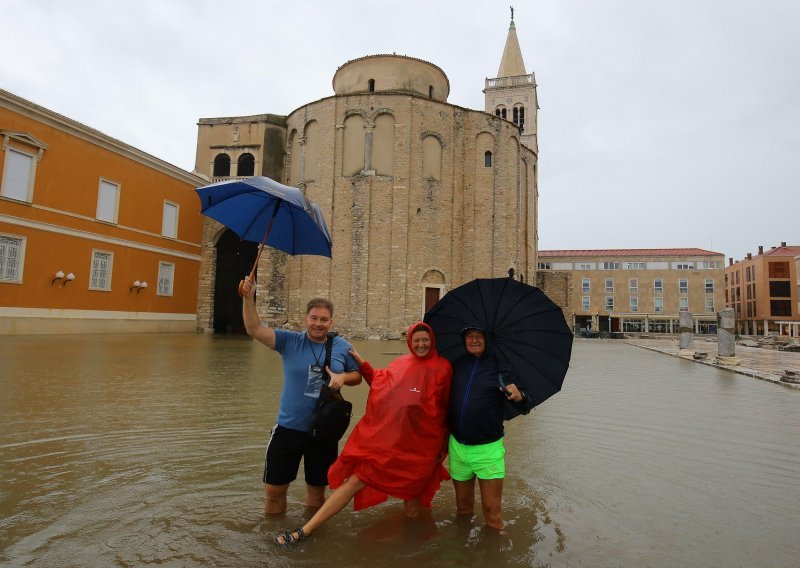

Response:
(315, 332), (337, 406)
(324, 331), (336, 374)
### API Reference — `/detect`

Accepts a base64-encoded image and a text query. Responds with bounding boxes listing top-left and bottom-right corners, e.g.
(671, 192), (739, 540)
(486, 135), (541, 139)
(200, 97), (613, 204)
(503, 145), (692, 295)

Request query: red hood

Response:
(407, 321), (437, 360)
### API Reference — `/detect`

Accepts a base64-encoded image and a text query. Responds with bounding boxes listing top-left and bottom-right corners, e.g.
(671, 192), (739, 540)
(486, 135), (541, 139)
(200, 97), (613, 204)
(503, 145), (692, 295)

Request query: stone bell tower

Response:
(484, 7), (538, 152)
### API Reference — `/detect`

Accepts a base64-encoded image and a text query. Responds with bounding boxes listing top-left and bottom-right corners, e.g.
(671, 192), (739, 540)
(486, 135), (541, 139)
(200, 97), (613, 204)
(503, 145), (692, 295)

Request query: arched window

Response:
(513, 107), (519, 125)
(368, 79), (375, 93)
(484, 151), (492, 167)
(519, 106), (525, 130)
(213, 154), (231, 177)
(495, 106), (507, 119)
(428, 85), (433, 98)
(237, 153), (255, 177)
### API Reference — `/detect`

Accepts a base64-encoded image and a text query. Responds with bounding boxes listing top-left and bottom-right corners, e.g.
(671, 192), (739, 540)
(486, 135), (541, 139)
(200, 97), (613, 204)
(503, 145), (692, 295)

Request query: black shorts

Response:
(263, 424), (338, 487)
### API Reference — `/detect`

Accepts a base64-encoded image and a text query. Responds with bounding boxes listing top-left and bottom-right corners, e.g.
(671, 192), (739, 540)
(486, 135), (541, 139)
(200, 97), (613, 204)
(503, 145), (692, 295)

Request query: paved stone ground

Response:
(624, 336), (800, 389)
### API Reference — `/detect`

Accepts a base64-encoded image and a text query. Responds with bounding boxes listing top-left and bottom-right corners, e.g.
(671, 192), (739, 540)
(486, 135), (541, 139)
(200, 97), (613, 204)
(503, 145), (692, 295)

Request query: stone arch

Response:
(287, 129), (301, 186)
(304, 120), (320, 181)
(421, 269), (447, 314)
(213, 153), (230, 177)
(237, 153), (255, 177)
(212, 229), (257, 334)
(421, 134), (443, 181)
(372, 112), (394, 176)
(342, 113), (365, 176)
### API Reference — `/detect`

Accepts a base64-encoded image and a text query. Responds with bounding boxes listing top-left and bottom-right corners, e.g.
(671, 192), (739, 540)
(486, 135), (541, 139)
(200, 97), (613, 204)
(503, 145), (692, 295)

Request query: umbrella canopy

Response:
(195, 176), (332, 257)
(424, 277), (573, 409)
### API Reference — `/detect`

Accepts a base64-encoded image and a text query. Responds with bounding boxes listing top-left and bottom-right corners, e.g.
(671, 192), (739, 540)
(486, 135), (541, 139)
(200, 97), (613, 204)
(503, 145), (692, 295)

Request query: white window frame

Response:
(89, 249), (113, 291)
(630, 296), (638, 312)
(705, 278), (714, 294)
(161, 201), (179, 238)
(96, 178), (120, 223)
(679, 297), (689, 311)
(605, 278), (614, 293)
(538, 262), (552, 270)
(605, 296), (614, 310)
(577, 263), (594, 270)
(626, 262), (645, 270)
(157, 261), (175, 296)
(582, 296), (590, 310)
(654, 278), (663, 294)
(705, 297), (715, 313)
(1, 146), (36, 202)
(602, 262), (621, 270)
(0, 233), (26, 283)
(679, 278), (689, 294)
(629, 278), (638, 293)
(654, 297), (664, 313)
(582, 277), (590, 293)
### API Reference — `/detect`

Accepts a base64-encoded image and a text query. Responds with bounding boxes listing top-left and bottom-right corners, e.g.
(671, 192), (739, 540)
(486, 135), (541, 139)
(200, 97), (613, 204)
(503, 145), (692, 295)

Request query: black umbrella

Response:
(424, 277), (573, 409)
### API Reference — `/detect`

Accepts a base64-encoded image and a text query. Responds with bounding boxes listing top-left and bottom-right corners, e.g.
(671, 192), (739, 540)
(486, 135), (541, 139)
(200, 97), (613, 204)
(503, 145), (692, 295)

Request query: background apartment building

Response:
(539, 249), (725, 335)
(0, 89), (205, 334)
(724, 243), (800, 336)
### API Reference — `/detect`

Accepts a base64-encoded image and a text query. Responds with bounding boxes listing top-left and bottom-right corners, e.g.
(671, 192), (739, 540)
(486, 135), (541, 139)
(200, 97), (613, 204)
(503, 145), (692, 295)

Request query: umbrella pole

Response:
(238, 200), (281, 298)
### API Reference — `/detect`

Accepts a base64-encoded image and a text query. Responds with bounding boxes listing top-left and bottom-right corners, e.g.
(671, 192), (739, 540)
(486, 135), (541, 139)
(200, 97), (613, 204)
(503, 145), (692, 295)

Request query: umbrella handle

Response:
(237, 274), (253, 298)
(237, 200), (282, 298)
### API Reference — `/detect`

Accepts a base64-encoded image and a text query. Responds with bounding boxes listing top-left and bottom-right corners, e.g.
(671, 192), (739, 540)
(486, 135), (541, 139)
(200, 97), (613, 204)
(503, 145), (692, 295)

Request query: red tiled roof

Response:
(762, 246), (800, 257)
(538, 248), (723, 258)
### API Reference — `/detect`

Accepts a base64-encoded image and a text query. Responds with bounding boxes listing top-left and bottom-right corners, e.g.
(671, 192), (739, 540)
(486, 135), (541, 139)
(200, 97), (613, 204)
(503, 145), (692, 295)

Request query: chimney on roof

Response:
(781, 241), (786, 247)
(728, 257), (733, 266)
(747, 253), (752, 259)
(758, 245), (763, 255)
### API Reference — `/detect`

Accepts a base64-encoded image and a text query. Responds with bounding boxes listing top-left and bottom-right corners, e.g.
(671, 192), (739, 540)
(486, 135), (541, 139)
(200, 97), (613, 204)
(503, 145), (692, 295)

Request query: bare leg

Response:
(265, 483), (289, 514)
(305, 484), (326, 510)
(403, 498), (421, 518)
(277, 475), (366, 545)
(452, 478), (476, 517)
(477, 477), (504, 530)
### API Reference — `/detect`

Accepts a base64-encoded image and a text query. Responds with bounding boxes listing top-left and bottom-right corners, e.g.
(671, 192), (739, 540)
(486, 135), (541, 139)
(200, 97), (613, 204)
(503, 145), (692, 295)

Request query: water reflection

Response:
(1, 335), (799, 567)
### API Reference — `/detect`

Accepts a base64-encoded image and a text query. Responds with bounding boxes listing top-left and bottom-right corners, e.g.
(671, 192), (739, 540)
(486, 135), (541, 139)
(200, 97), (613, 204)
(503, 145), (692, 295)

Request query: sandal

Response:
(275, 527), (306, 548)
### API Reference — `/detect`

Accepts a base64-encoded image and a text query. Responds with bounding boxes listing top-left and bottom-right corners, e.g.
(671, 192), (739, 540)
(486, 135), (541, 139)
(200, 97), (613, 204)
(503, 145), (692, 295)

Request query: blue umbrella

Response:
(195, 176), (332, 295)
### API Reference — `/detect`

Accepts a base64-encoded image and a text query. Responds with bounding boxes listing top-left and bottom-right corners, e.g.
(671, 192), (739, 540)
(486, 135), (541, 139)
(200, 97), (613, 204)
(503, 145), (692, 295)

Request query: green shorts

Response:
(448, 435), (505, 481)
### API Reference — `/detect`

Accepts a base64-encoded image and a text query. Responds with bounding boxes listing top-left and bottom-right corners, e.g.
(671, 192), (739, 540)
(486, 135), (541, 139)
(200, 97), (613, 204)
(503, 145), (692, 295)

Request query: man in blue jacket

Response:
(448, 323), (531, 530)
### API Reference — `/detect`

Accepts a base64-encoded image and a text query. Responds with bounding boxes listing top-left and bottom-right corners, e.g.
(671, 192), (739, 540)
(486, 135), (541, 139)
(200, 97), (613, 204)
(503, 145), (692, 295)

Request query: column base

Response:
(715, 356), (740, 366)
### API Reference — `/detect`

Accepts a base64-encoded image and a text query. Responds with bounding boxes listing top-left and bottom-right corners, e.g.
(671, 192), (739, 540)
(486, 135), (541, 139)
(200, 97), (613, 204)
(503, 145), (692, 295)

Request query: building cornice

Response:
(0, 88), (206, 186)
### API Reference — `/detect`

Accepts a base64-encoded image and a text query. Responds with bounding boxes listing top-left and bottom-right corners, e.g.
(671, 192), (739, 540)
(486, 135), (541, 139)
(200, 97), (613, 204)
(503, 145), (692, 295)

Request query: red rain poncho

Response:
(328, 322), (452, 511)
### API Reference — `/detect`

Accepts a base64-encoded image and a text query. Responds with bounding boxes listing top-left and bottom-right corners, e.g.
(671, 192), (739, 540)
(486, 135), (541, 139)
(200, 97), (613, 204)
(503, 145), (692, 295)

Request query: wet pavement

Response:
(626, 336), (800, 388)
(2, 334), (800, 567)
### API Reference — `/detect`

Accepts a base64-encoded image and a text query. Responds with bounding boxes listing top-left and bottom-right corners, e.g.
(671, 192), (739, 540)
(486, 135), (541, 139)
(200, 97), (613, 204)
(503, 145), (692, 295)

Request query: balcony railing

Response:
(485, 74), (534, 89)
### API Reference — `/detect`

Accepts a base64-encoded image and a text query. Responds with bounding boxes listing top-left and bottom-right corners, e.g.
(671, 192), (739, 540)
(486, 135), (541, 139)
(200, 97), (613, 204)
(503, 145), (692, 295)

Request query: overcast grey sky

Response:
(4, 0), (798, 261)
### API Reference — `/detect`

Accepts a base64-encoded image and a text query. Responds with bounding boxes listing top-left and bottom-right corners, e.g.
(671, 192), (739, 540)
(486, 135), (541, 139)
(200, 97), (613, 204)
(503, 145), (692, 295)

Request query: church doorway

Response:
(213, 230), (258, 334)
(424, 287), (441, 312)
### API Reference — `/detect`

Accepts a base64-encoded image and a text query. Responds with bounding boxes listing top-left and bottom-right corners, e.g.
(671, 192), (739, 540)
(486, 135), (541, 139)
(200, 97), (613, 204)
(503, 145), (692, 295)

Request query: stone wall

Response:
(535, 270), (573, 327)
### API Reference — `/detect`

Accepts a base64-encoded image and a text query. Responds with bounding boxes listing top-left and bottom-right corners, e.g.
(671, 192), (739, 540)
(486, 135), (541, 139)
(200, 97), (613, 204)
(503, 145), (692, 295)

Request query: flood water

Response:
(1, 334), (799, 567)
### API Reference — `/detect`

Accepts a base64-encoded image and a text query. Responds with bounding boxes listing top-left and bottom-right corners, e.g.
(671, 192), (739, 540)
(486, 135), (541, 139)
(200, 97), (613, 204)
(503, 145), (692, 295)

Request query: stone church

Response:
(194, 15), (540, 338)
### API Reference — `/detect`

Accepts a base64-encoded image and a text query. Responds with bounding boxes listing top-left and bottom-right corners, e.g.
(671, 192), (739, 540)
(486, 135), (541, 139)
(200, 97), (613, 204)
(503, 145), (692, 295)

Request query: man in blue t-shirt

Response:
(242, 278), (361, 514)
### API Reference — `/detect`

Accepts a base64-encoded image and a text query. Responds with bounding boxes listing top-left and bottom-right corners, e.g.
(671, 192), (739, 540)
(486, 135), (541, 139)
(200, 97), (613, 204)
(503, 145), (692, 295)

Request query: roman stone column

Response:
(716, 308), (739, 365)
(678, 311), (694, 357)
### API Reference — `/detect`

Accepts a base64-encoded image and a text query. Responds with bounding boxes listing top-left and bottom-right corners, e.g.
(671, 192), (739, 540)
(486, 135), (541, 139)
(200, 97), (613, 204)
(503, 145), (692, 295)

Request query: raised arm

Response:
(241, 277), (276, 349)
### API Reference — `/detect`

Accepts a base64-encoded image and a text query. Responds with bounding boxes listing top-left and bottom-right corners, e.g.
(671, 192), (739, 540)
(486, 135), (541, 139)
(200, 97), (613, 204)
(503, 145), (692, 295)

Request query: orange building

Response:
(0, 89), (206, 334)
(724, 243), (800, 336)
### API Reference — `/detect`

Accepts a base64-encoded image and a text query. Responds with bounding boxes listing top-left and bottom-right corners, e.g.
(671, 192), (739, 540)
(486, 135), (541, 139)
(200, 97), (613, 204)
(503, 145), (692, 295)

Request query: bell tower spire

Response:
(484, 8), (538, 152)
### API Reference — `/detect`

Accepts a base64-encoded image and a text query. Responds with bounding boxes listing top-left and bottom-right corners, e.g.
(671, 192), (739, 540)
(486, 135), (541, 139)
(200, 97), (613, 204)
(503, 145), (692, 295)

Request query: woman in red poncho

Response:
(276, 321), (452, 546)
